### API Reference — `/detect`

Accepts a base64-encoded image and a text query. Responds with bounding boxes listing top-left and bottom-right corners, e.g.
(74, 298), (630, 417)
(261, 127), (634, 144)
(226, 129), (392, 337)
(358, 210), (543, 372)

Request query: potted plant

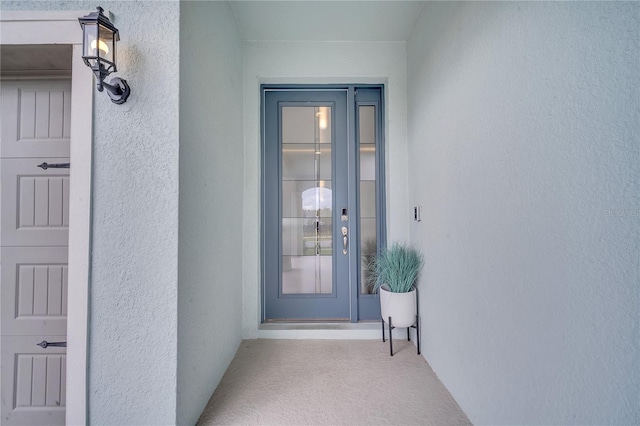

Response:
(367, 243), (424, 355)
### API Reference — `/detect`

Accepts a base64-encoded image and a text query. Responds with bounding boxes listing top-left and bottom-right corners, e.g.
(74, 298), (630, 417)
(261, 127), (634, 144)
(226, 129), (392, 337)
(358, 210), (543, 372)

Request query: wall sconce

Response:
(78, 7), (131, 104)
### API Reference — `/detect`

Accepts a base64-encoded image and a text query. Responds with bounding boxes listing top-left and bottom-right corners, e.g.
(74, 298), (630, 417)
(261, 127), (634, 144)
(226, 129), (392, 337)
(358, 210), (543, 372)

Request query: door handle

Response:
(341, 226), (348, 254)
(36, 340), (67, 348)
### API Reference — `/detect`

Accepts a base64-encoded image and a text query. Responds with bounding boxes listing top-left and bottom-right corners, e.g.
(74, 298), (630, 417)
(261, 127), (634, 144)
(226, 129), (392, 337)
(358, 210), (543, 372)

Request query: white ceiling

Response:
(229, 1), (427, 42)
(0, 2), (425, 77)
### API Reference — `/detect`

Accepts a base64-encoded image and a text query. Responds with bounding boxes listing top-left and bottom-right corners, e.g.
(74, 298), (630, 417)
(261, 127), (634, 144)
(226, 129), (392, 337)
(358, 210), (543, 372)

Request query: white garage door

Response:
(1, 80), (71, 425)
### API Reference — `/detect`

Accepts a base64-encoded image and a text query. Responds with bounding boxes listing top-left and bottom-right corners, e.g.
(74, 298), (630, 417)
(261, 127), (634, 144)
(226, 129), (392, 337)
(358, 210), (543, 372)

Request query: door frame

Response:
(1, 11), (94, 425)
(260, 84), (386, 323)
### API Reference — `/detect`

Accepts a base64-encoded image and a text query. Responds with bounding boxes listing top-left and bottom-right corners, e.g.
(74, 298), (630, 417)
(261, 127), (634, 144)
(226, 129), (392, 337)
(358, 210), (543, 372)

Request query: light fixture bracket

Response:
(102, 77), (131, 105)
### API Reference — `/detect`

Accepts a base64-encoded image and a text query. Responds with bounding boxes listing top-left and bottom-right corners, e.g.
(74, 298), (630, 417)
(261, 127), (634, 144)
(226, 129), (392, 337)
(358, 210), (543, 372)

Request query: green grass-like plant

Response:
(367, 243), (424, 293)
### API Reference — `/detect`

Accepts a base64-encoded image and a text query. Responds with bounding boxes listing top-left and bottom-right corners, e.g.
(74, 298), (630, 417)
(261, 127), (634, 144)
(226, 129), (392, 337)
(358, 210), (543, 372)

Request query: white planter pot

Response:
(379, 285), (417, 328)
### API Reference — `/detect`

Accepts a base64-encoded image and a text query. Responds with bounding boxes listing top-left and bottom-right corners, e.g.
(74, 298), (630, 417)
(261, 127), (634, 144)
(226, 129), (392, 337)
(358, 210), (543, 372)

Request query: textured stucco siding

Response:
(407, 2), (639, 424)
(177, 2), (244, 425)
(89, 2), (180, 424)
(1, 1), (181, 424)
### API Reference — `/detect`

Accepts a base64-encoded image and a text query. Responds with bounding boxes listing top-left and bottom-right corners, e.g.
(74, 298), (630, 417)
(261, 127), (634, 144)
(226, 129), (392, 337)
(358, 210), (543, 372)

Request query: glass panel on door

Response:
(281, 106), (333, 295)
(359, 105), (377, 295)
(354, 89), (387, 321)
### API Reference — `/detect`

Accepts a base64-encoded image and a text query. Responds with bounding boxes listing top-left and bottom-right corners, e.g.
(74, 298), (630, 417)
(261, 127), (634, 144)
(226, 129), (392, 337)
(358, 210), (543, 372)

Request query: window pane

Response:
(282, 181), (332, 218)
(282, 255), (332, 294)
(360, 144), (376, 181)
(359, 106), (375, 144)
(282, 106), (332, 144)
(282, 144), (331, 181)
(83, 23), (99, 67)
(97, 24), (114, 64)
(359, 105), (377, 295)
(360, 219), (377, 294)
(283, 218), (332, 256)
(360, 181), (376, 219)
(281, 106), (333, 295)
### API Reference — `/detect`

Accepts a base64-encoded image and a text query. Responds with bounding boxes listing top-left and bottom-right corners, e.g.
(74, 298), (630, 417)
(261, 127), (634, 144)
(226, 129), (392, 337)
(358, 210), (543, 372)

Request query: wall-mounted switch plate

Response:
(414, 205), (422, 222)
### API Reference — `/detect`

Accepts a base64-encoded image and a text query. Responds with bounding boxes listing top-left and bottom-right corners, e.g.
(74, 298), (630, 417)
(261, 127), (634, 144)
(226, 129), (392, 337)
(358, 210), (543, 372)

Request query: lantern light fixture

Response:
(78, 7), (131, 104)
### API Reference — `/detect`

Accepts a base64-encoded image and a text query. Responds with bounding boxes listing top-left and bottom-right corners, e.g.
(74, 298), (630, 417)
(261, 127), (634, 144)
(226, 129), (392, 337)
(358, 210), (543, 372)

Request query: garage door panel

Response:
(1, 336), (66, 426)
(1, 247), (67, 336)
(1, 80), (71, 158)
(1, 158), (70, 246)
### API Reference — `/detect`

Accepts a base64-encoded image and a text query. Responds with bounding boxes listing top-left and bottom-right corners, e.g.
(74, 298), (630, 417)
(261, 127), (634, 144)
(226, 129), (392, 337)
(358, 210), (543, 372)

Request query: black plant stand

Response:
(381, 314), (420, 356)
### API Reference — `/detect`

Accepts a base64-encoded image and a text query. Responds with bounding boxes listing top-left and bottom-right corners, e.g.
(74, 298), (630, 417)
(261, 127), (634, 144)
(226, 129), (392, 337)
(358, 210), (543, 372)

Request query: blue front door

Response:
(263, 86), (385, 321)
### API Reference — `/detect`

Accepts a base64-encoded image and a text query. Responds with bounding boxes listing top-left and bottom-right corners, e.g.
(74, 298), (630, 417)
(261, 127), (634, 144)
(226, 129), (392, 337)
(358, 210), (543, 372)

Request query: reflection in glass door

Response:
(263, 86), (385, 321)
(281, 106), (333, 295)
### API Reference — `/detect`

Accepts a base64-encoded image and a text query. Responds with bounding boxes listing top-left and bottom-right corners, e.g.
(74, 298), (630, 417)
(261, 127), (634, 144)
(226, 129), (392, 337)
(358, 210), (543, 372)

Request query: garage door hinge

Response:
(37, 340), (67, 348)
(37, 162), (70, 170)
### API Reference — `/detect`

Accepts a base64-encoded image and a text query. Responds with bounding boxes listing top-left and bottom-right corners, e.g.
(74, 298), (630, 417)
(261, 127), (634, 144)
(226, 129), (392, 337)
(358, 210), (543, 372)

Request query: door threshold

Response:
(251, 322), (382, 340)
(260, 322), (378, 330)
(263, 318), (349, 323)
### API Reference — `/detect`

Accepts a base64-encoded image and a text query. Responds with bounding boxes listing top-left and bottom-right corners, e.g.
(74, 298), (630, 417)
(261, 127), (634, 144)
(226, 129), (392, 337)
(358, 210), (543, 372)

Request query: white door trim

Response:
(1, 11), (93, 426)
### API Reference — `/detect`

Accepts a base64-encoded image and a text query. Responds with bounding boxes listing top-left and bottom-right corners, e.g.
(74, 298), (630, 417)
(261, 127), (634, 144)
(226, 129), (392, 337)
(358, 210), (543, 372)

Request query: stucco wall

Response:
(177, 2), (244, 425)
(407, 2), (639, 424)
(1, 1), (181, 424)
(242, 41), (409, 334)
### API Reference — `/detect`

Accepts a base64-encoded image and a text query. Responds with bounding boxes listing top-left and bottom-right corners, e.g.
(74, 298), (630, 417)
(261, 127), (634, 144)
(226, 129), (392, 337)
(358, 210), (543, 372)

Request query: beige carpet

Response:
(197, 339), (471, 425)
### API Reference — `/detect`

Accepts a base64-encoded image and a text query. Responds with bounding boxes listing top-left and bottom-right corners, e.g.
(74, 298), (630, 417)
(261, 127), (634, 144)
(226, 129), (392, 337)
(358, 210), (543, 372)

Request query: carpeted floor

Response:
(197, 339), (471, 425)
